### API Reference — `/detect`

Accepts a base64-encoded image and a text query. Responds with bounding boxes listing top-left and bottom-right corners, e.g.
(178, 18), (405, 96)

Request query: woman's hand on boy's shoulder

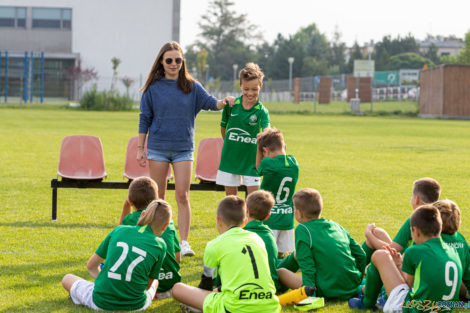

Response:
(224, 96), (236, 107)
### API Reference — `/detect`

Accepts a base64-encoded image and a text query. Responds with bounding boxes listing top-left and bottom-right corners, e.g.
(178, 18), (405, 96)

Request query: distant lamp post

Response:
(232, 64), (238, 90)
(288, 57), (294, 91)
(205, 64), (209, 84)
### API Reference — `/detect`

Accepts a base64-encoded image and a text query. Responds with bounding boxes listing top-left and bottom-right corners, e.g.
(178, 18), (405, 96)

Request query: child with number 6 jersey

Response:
(172, 196), (280, 313)
(62, 200), (171, 311)
(256, 128), (299, 256)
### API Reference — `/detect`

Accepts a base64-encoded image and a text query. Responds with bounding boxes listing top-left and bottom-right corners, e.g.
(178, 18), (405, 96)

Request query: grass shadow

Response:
(0, 221), (116, 230)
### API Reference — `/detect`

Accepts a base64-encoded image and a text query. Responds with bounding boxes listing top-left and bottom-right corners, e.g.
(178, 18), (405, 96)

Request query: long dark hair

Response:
(141, 41), (194, 94)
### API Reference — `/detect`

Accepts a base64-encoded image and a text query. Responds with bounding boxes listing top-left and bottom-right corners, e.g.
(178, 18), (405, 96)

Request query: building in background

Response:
(419, 35), (464, 57)
(0, 0), (180, 101)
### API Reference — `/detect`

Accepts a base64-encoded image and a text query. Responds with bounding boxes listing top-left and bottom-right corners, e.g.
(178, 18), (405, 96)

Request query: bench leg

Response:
(52, 187), (57, 221)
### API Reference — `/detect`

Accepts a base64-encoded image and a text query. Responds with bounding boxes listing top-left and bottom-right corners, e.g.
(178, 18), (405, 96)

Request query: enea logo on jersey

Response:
(227, 128), (257, 144)
(234, 283), (273, 300)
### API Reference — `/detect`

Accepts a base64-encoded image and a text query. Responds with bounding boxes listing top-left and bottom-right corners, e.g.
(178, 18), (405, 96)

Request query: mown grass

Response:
(0, 105), (469, 312)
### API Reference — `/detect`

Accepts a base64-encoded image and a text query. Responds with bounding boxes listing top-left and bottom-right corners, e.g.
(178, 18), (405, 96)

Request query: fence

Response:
(1, 60), (420, 105)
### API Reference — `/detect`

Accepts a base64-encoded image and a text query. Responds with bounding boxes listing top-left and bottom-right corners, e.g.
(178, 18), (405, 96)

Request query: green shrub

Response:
(80, 85), (133, 111)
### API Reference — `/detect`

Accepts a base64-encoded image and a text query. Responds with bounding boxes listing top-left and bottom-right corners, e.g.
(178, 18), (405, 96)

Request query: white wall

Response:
(1, 0), (176, 93)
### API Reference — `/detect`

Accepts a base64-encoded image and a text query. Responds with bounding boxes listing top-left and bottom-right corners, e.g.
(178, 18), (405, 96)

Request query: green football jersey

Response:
(402, 237), (462, 313)
(295, 218), (366, 299)
(93, 225), (166, 311)
(244, 220), (281, 291)
(203, 227), (280, 313)
(394, 217), (413, 251)
(442, 232), (470, 287)
(122, 210), (181, 292)
(258, 155), (299, 230)
(219, 96), (270, 176)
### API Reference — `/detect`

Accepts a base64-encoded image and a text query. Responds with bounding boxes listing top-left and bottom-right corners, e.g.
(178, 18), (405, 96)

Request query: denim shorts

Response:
(147, 148), (194, 163)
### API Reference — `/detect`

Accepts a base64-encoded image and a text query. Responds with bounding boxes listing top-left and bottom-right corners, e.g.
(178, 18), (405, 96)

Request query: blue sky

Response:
(180, 0), (470, 48)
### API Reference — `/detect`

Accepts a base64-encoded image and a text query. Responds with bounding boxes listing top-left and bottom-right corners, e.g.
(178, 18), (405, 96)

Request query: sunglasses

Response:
(164, 57), (183, 65)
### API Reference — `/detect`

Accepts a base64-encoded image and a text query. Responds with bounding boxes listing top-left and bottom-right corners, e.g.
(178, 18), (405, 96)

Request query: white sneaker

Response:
(154, 290), (172, 300)
(181, 240), (195, 257)
(180, 303), (202, 313)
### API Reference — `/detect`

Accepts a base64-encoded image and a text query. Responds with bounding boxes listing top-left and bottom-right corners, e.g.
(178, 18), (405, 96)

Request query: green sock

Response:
(362, 263), (383, 308)
(277, 253), (299, 272)
(362, 241), (374, 265)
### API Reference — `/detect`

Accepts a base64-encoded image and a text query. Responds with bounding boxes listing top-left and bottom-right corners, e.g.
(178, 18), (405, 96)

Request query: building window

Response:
(32, 8), (71, 29)
(0, 6), (26, 28)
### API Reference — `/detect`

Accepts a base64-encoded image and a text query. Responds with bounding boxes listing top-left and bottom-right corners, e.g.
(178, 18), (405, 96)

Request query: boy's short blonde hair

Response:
(293, 188), (323, 219)
(410, 204), (442, 237)
(246, 190), (275, 221)
(239, 62), (264, 86)
(258, 128), (285, 153)
(128, 177), (158, 210)
(433, 200), (460, 235)
(413, 178), (441, 204)
(217, 196), (246, 227)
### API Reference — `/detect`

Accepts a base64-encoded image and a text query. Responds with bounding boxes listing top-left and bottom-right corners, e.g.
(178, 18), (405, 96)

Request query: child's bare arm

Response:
(256, 132), (264, 169)
(118, 198), (132, 225)
(87, 253), (104, 278)
(221, 127), (226, 139)
(388, 241), (404, 252)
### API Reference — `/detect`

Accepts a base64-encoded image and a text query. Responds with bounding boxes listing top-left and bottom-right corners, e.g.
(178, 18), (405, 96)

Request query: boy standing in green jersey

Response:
(244, 190), (282, 291)
(277, 188), (366, 300)
(172, 196), (280, 313)
(216, 63), (270, 197)
(256, 128), (299, 256)
(62, 200), (171, 311)
(118, 177), (181, 298)
(363, 178), (441, 263)
(434, 200), (470, 299)
(349, 205), (463, 312)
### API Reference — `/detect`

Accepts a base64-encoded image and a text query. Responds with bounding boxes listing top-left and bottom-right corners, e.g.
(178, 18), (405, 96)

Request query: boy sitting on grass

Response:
(244, 190), (281, 292)
(256, 128), (299, 257)
(434, 199), (470, 299)
(172, 196), (280, 313)
(62, 200), (171, 311)
(277, 188), (366, 299)
(349, 205), (462, 312)
(119, 176), (181, 299)
(363, 177), (441, 262)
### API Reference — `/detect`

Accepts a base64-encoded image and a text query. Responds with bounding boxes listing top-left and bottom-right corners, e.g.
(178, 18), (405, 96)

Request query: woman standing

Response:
(138, 41), (232, 257)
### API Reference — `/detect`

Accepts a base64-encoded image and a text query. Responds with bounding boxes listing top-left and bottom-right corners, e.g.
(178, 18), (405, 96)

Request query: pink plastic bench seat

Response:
(57, 135), (107, 180)
(123, 136), (172, 181)
(194, 137), (224, 182)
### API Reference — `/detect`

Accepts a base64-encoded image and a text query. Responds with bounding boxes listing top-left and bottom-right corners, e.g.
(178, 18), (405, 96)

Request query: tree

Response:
(328, 26), (347, 74)
(195, 0), (260, 79)
(110, 57), (121, 93)
(66, 58), (98, 100)
(346, 41), (363, 73)
(374, 34), (418, 70)
(457, 31), (470, 64)
(264, 23), (329, 79)
(425, 43), (439, 64)
(120, 76), (135, 96)
(388, 53), (434, 70)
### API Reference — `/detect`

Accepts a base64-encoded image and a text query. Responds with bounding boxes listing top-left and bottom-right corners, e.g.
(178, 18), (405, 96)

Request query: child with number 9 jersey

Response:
(172, 196), (280, 313)
(349, 205), (463, 312)
(61, 200), (171, 311)
(216, 63), (270, 197)
(256, 128), (299, 256)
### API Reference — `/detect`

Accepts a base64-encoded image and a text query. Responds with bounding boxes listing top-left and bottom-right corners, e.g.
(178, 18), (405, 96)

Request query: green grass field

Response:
(1, 104), (469, 312)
